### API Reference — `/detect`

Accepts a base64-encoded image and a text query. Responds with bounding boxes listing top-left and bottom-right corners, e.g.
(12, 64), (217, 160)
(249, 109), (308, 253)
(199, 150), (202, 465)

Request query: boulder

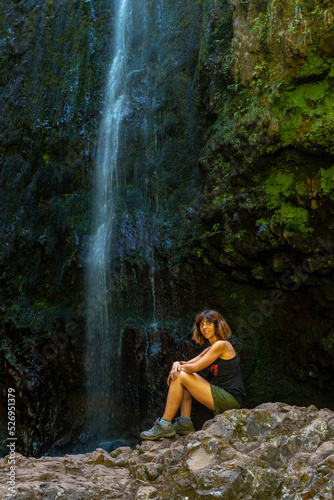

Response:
(0, 403), (333, 499)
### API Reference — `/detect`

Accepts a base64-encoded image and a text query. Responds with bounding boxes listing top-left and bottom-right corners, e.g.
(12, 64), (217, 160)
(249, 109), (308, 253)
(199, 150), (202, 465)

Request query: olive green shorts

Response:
(210, 384), (241, 415)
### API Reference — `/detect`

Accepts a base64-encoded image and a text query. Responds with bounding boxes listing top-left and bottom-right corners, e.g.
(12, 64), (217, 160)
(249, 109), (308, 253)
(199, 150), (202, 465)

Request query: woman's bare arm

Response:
(167, 347), (210, 385)
(181, 341), (233, 374)
(179, 347), (210, 365)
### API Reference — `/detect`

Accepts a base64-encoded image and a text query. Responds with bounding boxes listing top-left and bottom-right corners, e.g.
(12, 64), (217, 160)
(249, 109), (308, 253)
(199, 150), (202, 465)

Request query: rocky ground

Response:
(0, 402), (333, 499)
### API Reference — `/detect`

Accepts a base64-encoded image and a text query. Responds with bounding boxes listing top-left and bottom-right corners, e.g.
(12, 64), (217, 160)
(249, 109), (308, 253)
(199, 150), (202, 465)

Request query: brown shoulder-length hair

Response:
(192, 310), (231, 345)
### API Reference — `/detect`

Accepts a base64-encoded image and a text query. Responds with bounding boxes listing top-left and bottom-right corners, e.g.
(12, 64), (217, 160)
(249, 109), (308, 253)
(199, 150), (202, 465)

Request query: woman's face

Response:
(199, 317), (216, 341)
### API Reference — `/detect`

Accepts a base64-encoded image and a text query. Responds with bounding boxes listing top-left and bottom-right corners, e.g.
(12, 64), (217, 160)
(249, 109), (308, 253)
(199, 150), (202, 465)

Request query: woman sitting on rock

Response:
(140, 309), (246, 440)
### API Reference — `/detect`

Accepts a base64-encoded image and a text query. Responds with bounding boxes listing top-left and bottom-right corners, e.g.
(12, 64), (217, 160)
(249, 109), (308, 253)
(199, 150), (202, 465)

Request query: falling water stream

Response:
(86, 0), (201, 444)
(86, 0), (138, 443)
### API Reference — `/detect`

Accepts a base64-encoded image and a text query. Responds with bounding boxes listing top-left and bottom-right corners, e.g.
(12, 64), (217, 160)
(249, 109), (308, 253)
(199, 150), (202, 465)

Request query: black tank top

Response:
(208, 356), (246, 407)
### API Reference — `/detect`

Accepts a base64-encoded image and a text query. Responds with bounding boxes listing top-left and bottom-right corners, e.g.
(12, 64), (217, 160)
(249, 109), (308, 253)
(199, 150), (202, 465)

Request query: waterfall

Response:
(85, 0), (201, 444)
(86, 0), (136, 443)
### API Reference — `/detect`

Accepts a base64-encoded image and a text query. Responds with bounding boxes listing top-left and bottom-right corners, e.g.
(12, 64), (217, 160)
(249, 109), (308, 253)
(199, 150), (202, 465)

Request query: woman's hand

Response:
(167, 361), (182, 386)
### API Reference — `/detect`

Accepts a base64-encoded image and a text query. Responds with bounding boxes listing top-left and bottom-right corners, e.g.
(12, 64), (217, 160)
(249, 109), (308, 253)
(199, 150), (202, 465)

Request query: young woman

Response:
(140, 310), (246, 440)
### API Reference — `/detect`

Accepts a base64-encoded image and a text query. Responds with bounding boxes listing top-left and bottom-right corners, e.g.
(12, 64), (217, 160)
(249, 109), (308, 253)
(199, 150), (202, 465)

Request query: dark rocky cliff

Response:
(1, 0), (334, 456)
(0, 0), (114, 455)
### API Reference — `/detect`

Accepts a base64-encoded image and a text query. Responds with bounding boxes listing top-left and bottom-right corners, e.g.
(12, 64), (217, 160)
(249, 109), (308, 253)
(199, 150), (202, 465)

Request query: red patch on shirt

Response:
(210, 364), (218, 376)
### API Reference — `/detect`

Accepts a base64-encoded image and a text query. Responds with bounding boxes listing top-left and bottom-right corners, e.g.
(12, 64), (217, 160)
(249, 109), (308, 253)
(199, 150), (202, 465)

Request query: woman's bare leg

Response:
(180, 389), (192, 418)
(162, 371), (215, 421)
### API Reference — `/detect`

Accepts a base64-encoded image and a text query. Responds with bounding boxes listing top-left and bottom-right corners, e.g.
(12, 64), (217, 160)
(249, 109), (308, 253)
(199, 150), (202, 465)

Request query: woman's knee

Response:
(169, 374), (183, 386)
(170, 371), (190, 388)
(178, 370), (196, 388)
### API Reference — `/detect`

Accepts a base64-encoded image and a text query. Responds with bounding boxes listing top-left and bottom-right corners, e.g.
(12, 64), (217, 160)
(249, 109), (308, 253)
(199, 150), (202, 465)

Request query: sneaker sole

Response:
(140, 431), (176, 440)
(175, 430), (194, 435)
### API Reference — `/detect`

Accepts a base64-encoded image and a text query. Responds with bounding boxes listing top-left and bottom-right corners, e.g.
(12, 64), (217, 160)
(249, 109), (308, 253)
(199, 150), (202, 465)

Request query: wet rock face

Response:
(0, 0), (203, 455)
(1, 403), (333, 499)
(0, 0), (113, 455)
(232, 0), (334, 87)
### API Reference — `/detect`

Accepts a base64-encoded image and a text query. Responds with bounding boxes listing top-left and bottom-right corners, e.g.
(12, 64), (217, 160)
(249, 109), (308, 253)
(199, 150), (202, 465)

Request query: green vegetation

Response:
(320, 165), (334, 198)
(262, 172), (295, 208)
(198, 0), (334, 253)
(274, 203), (311, 232)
